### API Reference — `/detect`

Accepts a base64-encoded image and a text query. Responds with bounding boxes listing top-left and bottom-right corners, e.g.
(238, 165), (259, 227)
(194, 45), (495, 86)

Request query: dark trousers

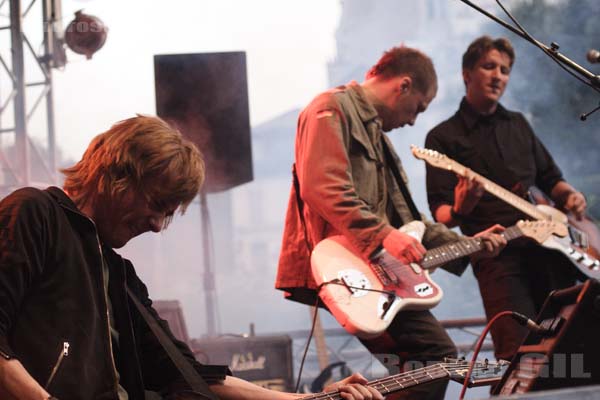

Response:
(359, 309), (457, 400)
(473, 243), (576, 361)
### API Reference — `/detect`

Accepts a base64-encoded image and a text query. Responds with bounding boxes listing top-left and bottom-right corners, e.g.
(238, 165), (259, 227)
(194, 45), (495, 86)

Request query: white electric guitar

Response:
(312, 220), (555, 339)
(411, 145), (600, 281)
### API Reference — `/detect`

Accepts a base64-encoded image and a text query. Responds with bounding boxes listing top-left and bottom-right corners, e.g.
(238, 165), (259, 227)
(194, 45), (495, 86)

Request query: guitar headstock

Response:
(516, 219), (562, 244)
(410, 145), (455, 171)
(445, 358), (510, 388)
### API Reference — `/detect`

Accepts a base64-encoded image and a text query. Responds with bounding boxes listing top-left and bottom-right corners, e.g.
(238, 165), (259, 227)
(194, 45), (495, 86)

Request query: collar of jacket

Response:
(45, 185), (125, 268)
(45, 186), (84, 213)
(343, 81), (381, 124)
(45, 186), (101, 236)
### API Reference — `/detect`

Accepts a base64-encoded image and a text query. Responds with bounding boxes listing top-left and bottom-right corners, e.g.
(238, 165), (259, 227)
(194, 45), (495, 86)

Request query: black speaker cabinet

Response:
(494, 279), (600, 395)
(191, 335), (293, 392)
(154, 51), (253, 193)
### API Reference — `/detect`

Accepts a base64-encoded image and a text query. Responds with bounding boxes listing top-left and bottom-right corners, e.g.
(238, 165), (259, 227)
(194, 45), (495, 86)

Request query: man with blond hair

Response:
(0, 115), (381, 400)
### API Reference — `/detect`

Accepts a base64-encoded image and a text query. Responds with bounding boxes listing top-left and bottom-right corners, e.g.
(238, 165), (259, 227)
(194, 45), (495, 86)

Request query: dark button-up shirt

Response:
(425, 98), (564, 236)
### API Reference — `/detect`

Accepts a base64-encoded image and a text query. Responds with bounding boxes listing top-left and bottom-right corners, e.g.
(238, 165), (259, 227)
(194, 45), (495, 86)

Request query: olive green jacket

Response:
(275, 82), (467, 304)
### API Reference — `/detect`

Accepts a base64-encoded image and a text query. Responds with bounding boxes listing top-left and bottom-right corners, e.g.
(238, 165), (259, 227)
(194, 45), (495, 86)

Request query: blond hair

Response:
(62, 115), (205, 225)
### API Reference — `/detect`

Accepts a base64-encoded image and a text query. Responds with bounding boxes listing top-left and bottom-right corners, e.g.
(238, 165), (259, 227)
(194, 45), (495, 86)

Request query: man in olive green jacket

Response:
(276, 46), (506, 400)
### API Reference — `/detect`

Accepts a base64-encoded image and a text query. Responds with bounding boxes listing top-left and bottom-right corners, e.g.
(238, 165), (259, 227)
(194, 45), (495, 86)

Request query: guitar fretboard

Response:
(420, 225), (523, 270)
(299, 363), (451, 399)
(422, 152), (548, 221)
(298, 361), (502, 399)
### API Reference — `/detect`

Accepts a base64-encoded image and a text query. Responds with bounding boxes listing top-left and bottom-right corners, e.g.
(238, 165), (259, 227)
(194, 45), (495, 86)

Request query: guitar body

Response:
(534, 204), (600, 279)
(566, 213), (600, 259)
(311, 222), (442, 339)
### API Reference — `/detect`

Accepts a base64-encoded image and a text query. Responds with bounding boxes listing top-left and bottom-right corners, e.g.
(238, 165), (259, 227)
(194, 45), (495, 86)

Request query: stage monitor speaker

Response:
(154, 51), (253, 193)
(191, 335), (293, 392)
(494, 279), (600, 395)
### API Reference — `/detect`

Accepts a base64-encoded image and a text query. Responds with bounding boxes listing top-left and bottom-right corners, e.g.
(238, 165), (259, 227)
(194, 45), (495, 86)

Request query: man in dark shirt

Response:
(0, 115), (382, 400)
(425, 36), (587, 360)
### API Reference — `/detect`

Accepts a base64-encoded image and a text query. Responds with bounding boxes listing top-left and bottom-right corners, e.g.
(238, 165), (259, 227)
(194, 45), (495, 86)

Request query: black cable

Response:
(294, 292), (322, 393)
(293, 280), (396, 393)
(323, 279), (396, 297)
(510, 311), (547, 333)
(495, 0), (600, 94)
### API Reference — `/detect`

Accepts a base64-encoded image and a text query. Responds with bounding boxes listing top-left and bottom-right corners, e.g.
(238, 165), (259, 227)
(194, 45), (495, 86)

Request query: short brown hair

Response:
(62, 115), (205, 225)
(462, 36), (515, 70)
(367, 46), (437, 94)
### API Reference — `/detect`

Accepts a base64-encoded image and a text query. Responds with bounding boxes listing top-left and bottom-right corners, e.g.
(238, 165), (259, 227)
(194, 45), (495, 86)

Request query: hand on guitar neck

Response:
(453, 168), (485, 217)
(382, 230), (426, 264)
(433, 169), (485, 229)
(321, 373), (384, 400)
(471, 224), (507, 263)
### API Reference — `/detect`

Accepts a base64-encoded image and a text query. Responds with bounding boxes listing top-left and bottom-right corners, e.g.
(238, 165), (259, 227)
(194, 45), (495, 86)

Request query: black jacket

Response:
(0, 187), (224, 399)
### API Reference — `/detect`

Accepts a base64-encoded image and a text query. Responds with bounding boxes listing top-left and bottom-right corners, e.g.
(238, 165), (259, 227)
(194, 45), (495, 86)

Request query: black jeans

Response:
(473, 243), (576, 361)
(359, 309), (457, 400)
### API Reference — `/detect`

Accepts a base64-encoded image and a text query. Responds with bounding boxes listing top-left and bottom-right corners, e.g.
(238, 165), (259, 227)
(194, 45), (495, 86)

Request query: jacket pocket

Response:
(347, 129), (384, 209)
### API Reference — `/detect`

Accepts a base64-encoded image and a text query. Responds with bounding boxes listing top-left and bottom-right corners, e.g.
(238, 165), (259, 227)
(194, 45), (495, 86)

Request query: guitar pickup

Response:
(568, 226), (589, 249)
(374, 253), (400, 284)
(567, 248), (584, 261)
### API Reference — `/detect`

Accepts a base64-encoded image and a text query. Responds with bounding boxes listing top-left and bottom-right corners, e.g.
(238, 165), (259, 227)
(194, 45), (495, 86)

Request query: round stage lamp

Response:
(64, 10), (108, 60)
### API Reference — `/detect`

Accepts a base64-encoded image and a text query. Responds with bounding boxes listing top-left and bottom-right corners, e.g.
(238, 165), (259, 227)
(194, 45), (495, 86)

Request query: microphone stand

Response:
(580, 102), (600, 121)
(458, 0), (600, 94)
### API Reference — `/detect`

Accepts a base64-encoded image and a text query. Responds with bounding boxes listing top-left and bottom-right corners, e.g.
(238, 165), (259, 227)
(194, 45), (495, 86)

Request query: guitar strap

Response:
(126, 287), (219, 400)
(380, 136), (422, 222)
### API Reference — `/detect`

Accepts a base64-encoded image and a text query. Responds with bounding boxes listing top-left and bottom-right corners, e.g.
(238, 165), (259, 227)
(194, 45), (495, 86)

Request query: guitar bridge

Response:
(369, 259), (392, 286)
(371, 252), (400, 285)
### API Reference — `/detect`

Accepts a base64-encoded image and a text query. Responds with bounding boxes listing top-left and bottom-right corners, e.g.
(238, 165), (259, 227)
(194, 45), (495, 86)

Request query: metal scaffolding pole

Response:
(42, 0), (57, 175)
(9, 0), (29, 186)
(0, 0), (60, 196)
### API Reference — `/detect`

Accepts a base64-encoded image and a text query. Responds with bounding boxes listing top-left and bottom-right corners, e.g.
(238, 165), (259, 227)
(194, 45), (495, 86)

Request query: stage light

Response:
(64, 10), (108, 60)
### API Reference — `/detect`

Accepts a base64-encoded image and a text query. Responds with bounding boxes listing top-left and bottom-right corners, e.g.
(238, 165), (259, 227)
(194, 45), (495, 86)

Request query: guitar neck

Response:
(421, 225), (523, 270)
(300, 363), (452, 399)
(441, 159), (547, 221)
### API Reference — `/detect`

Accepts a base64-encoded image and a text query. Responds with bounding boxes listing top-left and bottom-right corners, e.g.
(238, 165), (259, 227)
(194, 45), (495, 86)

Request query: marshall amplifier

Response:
(191, 335), (294, 391)
(494, 279), (600, 395)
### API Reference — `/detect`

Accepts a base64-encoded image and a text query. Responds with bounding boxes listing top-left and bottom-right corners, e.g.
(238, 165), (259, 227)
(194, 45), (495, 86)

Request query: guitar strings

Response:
(300, 362), (499, 400)
(378, 225), (523, 277)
